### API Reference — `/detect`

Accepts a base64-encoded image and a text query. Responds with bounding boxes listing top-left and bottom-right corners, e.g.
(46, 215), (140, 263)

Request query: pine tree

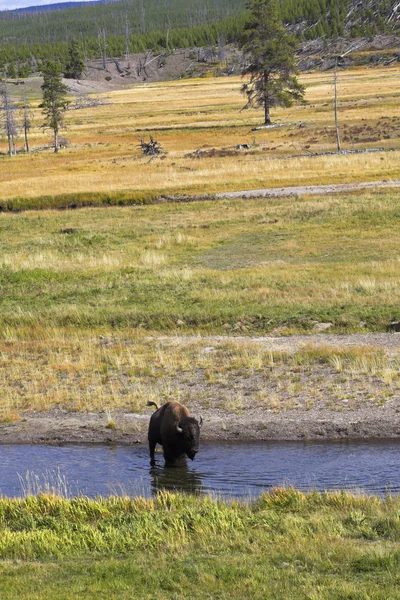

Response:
(6, 62), (17, 79)
(64, 40), (85, 79)
(40, 61), (69, 153)
(241, 0), (305, 125)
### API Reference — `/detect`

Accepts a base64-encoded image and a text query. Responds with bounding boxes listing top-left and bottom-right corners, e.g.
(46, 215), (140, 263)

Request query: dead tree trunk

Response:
(54, 126), (59, 154)
(21, 90), (32, 153)
(97, 27), (108, 70)
(124, 15), (130, 60)
(334, 59), (341, 152)
(1, 83), (18, 156)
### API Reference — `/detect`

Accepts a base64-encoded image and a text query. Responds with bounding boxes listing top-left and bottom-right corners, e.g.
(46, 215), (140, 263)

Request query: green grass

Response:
(0, 189), (399, 334)
(0, 190), (160, 212)
(0, 489), (400, 599)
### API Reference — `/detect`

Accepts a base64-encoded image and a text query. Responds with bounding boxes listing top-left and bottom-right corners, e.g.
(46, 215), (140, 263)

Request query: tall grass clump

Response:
(0, 489), (399, 560)
(1, 489), (400, 598)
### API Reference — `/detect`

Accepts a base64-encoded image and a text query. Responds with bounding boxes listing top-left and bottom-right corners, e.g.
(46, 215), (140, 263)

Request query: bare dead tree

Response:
(114, 59), (127, 74)
(334, 59), (341, 152)
(137, 51), (164, 78)
(217, 33), (226, 63)
(97, 27), (108, 71)
(1, 82), (19, 156)
(124, 15), (130, 61)
(137, 57), (146, 78)
(80, 32), (88, 65)
(138, 136), (163, 155)
(31, 55), (38, 73)
(137, 51), (150, 77)
(20, 88), (33, 153)
(165, 14), (171, 50)
(140, 0), (146, 34)
(388, 2), (400, 22)
(205, 46), (217, 64)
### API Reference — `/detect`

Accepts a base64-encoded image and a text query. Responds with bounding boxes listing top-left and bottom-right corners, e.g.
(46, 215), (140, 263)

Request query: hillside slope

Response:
(0, 0), (398, 68)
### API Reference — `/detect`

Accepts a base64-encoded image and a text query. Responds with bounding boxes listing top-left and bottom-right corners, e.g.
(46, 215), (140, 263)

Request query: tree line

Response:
(2, 0), (305, 157)
(0, 0), (397, 73)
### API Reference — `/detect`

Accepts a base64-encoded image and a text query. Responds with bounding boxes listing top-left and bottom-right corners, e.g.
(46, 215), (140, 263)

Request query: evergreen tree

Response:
(17, 63), (32, 78)
(241, 0), (305, 125)
(64, 40), (85, 79)
(40, 60), (69, 153)
(6, 62), (17, 79)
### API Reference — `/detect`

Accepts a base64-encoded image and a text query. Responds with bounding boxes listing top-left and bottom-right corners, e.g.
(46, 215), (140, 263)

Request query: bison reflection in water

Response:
(149, 463), (205, 496)
(147, 401), (203, 467)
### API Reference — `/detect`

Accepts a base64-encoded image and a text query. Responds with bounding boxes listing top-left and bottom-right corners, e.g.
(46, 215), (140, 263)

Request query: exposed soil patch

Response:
(215, 179), (400, 200)
(61, 35), (400, 96)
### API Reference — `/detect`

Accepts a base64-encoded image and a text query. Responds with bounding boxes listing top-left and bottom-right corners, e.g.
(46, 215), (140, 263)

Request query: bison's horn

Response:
(199, 415), (203, 428)
(176, 423), (183, 433)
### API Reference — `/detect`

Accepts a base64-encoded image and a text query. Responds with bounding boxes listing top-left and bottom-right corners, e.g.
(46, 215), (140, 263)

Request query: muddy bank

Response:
(1, 404), (400, 445)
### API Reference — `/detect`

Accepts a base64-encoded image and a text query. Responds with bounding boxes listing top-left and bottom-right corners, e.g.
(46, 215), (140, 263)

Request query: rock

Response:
(388, 320), (400, 332)
(222, 323), (231, 329)
(60, 228), (77, 234)
(176, 319), (185, 326)
(313, 322), (333, 332)
(359, 321), (366, 328)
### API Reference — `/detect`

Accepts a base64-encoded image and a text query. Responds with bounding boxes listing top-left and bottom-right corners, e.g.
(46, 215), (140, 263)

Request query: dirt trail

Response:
(215, 179), (400, 200)
(155, 333), (400, 353)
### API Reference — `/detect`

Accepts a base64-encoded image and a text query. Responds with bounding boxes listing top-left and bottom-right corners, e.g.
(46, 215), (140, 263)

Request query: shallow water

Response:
(1, 440), (399, 498)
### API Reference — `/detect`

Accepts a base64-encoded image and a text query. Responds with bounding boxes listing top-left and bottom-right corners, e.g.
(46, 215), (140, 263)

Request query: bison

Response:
(147, 401), (203, 467)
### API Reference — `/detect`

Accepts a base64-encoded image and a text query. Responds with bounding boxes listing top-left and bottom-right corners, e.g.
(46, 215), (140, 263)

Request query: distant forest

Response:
(0, 0), (398, 71)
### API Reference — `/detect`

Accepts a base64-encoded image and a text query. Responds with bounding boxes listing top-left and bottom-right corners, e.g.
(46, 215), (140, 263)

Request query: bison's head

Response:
(176, 416), (203, 460)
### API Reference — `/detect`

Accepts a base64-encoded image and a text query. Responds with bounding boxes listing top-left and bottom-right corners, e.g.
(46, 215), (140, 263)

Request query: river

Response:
(1, 440), (399, 499)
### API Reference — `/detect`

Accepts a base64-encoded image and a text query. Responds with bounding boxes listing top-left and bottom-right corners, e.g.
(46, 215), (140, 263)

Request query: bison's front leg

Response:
(163, 445), (179, 466)
(149, 438), (157, 467)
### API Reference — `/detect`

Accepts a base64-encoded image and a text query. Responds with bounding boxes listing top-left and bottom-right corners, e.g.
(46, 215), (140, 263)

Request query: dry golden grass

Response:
(0, 326), (398, 413)
(1, 66), (399, 201)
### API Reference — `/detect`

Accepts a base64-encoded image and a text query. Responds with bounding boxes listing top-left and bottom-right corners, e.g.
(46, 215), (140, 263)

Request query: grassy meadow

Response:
(1, 67), (400, 600)
(0, 65), (399, 416)
(0, 187), (400, 415)
(1, 189), (399, 332)
(0, 65), (400, 206)
(1, 489), (400, 599)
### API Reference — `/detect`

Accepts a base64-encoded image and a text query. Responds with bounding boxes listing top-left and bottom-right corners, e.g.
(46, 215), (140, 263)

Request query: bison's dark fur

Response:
(147, 401), (203, 467)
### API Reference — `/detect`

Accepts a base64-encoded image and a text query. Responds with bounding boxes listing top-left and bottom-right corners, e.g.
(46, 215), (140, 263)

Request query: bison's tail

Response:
(147, 401), (159, 411)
